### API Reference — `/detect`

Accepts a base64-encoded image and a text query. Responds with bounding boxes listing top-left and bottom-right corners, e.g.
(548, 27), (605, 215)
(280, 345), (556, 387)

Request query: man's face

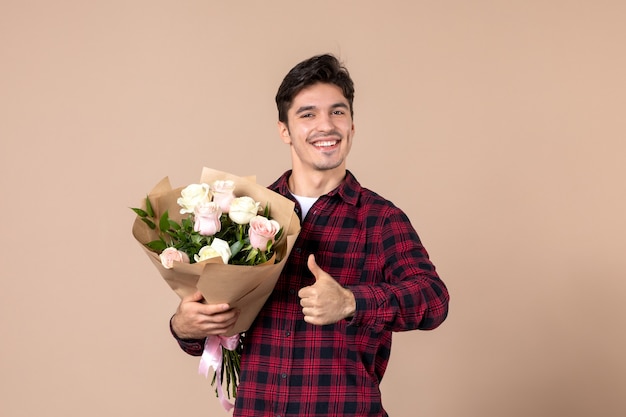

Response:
(278, 82), (354, 174)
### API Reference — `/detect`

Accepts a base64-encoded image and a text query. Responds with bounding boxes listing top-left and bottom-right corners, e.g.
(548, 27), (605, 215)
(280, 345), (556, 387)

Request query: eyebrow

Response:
(294, 102), (349, 115)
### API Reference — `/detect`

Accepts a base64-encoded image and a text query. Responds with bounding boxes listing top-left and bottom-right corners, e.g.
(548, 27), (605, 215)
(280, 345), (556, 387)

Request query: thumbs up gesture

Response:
(298, 254), (356, 325)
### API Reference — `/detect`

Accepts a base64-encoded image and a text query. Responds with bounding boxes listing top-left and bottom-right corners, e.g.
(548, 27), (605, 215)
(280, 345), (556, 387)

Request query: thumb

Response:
(307, 254), (322, 281)
(183, 290), (205, 303)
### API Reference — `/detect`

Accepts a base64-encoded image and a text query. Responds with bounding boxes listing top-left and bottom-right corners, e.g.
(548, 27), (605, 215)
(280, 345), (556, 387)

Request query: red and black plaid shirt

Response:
(174, 170), (449, 416)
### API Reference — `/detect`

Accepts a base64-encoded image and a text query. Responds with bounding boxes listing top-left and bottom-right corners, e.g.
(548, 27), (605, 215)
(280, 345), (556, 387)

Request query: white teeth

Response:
(313, 141), (337, 147)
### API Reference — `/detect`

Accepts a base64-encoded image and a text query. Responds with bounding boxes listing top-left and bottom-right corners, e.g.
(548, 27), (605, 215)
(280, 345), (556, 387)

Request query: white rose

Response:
(228, 196), (260, 225)
(210, 237), (232, 264)
(194, 238), (232, 264)
(177, 183), (211, 214)
(194, 245), (221, 263)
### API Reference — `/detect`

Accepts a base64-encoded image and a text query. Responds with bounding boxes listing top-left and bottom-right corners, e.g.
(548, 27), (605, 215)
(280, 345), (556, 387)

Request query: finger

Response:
(303, 314), (323, 326)
(206, 310), (240, 328)
(201, 302), (233, 315)
(200, 314), (240, 335)
(307, 254), (320, 280)
(299, 296), (313, 308)
(298, 286), (312, 299)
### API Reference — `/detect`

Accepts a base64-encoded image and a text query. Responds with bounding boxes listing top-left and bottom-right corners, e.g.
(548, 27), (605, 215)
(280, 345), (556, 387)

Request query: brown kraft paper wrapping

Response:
(132, 167), (301, 336)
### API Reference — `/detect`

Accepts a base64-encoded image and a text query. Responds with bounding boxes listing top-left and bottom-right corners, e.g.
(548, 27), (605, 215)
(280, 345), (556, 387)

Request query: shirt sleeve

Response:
(347, 206), (449, 333)
(169, 315), (206, 356)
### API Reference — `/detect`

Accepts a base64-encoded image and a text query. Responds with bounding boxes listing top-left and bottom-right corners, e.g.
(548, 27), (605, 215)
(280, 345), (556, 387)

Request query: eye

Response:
(300, 113), (314, 118)
(332, 110), (345, 116)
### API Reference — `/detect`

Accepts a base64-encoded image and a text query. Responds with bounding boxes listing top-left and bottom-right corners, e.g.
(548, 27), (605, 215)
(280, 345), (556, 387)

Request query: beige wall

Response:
(1, 1), (625, 416)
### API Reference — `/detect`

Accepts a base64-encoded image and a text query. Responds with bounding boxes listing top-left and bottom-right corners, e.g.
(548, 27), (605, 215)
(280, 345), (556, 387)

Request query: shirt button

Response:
(289, 288), (295, 295)
(285, 331), (291, 337)
(295, 247), (301, 254)
(281, 373), (287, 379)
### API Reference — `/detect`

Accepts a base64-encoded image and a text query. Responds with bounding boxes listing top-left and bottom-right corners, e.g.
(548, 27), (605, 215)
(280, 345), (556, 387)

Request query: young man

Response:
(170, 54), (450, 416)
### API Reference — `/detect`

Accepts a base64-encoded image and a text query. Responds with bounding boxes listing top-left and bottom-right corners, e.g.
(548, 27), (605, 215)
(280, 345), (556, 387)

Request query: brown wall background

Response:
(1, 1), (625, 416)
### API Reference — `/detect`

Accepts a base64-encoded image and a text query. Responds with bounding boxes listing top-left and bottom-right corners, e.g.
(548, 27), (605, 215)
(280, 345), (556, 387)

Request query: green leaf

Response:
(130, 207), (148, 217)
(245, 248), (258, 263)
(159, 211), (170, 232)
(168, 219), (181, 230)
(146, 239), (167, 251)
(191, 233), (203, 245)
(181, 217), (192, 229)
(230, 240), (243, 257)
(145, 196), (155, 217)
(141, 217), (156, 229)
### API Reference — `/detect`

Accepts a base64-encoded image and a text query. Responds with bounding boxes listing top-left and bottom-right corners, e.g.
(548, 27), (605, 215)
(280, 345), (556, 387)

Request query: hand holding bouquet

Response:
(131, 168), (300, 410)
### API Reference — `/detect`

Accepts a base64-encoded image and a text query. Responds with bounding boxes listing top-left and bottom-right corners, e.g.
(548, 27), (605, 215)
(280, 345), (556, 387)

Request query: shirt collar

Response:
(273, 170), (361, 206)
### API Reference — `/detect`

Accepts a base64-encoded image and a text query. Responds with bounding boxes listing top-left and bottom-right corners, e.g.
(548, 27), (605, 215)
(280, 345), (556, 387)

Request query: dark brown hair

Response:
(275, 54), (355, 124)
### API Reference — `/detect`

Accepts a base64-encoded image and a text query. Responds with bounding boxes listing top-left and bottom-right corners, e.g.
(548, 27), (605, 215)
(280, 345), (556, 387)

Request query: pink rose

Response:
(194, 201), (222, 236)
(248, 215), (280, 250)
(211, 180), (236, 213)
(159, 247), (190, 269)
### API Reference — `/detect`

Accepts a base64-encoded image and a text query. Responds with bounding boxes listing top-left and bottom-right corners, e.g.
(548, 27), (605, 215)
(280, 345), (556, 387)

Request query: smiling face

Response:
(278, 82), (355, 178)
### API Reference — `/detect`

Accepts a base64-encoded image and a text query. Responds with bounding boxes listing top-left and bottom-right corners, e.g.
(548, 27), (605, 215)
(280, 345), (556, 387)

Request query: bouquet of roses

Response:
(131, 167), (300, 411)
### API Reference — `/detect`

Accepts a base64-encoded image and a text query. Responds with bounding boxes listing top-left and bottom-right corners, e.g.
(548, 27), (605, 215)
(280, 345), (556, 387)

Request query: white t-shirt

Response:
(291, 193), (319, 219)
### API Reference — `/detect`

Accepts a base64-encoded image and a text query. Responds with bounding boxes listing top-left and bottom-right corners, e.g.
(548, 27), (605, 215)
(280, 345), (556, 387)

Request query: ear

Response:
(278, 121), (291, 144)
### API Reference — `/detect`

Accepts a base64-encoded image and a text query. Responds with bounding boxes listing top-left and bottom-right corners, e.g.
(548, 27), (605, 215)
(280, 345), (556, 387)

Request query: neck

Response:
(288, 167), (346, 197)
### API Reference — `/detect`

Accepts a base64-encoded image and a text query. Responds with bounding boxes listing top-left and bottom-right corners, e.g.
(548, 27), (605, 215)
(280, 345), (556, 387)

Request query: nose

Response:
(317, 112), (335, 132)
